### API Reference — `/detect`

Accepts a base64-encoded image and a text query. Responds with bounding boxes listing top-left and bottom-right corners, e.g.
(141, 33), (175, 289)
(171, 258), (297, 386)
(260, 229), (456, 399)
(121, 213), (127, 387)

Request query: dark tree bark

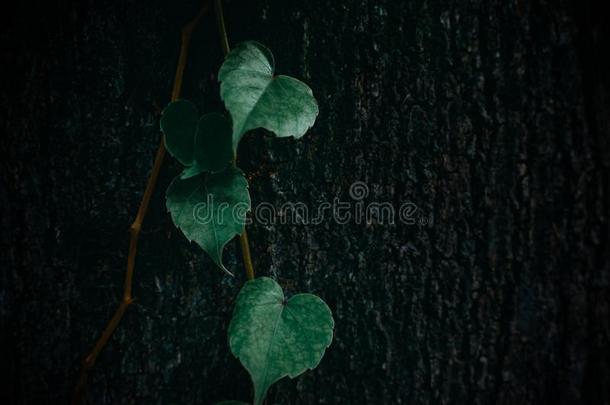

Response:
(1, 0), (609, 404)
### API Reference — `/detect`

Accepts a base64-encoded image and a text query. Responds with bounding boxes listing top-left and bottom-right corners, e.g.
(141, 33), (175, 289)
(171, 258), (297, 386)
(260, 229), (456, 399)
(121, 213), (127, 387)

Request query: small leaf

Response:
(160, 99), (199, 165)
(229, 277), (334, 405)
(161, 102), (233, 175)
(219, 41), (319, 149)
(166, 167), (250, 275)
(182, 113), (233, 178)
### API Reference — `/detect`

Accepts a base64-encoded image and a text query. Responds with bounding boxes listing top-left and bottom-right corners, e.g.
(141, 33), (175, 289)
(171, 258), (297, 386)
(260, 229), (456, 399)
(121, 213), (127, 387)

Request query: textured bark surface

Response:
(1, 0), (609, 404)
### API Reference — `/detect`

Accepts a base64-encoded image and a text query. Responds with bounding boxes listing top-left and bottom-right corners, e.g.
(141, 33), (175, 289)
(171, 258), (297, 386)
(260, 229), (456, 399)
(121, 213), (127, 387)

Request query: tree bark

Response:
(1, 0), (608, 404)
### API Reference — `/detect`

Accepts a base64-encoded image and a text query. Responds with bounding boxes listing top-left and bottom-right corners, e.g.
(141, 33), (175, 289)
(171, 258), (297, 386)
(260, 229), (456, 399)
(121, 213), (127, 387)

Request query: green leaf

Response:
(182, 113), (233, 178)
(219, 41), (319, 149)
(166, 167), (250, 275)
(228, 277), (334, 405)
(160, 99), (199, 165)
(161, 101), (233, 175)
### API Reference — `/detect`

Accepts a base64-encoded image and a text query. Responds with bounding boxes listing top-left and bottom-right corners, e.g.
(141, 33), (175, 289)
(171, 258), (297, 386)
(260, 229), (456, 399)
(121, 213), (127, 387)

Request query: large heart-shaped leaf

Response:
(228, 277), (334, 405)
(218, 41), (319, 149)
(166, 167), (250, 275)
(161, 101), (232, 175)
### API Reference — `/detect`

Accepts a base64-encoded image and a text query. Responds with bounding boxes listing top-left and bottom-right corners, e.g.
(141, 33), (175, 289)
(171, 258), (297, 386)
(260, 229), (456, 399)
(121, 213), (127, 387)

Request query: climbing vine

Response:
(74, 2), (334, 405)
(162, 39), (334, 405)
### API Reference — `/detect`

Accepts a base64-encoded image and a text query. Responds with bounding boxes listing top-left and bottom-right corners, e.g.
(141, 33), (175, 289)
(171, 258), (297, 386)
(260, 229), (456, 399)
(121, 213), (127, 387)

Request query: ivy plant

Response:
(160, 41), (334, 405)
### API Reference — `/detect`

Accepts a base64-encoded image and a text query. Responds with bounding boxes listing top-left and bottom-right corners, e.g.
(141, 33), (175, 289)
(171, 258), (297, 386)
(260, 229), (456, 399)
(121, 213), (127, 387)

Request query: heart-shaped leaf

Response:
(166, 167), (250, 275)
(181, 112), (233, 178)
(161, 101), (232, 175)
(228, 277), (334, 405)
(160, 99), (198, 165)
(219, 41), (319, 149)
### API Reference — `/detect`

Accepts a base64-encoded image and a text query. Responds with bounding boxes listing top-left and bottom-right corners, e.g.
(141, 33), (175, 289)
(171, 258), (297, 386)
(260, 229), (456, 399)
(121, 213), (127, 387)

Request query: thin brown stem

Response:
(71, 3), (210, 404)
(214, 0), (231, 58)
(239, 226), (255, 280)
(214, 0), (256, 281)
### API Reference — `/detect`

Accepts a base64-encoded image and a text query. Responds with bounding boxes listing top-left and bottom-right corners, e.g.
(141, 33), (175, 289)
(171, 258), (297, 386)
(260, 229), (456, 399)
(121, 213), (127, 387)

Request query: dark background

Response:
(1, 0), (609, 404)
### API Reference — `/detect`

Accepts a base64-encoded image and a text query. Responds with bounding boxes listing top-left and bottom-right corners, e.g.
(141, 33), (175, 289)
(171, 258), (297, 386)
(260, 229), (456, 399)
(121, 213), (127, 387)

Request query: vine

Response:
(214, 0), (255, 281)
(74, 2), (334, 404)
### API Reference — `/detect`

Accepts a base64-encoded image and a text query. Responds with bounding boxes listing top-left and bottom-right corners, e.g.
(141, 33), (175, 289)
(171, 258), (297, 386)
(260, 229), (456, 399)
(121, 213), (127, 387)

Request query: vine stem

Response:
(71, 3), (210, 404)
(214, 0), (256, 281)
